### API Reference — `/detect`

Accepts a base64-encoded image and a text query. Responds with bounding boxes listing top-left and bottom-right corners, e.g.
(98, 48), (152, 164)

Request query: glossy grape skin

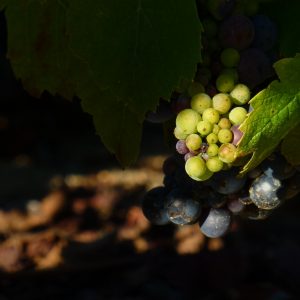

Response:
(142, 187), (169, 225)
(219, 15), (255, 50)
(229, 107), (247, 125)
(145, 99), (174, 123)
(185, 156), (207, 179)
(261, 154), (296, 180)
(238, 48), (274, 89)
(166, 190), (202, 225)
(249, 173), (283, 210)
(251, 15), (278, 51)
(199, 208), (231, 238)
(176, 109), (201, 135)
(209, 169), (246, 194)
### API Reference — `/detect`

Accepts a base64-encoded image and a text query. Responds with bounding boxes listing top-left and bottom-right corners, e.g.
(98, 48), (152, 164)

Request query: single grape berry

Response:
(185, 156), (207, 180)
(202, 108), (220, 124)
(176, 109), (201, 135)
(216, 73), (235, 93)
(197, 120), (213, 136)
(207, 144), (219, 157)
(229, 107), (247, 125)
(218, 117), (232, 129)
(206, 157), (224, 172)
(220, 68), (239, 83)
(220, 48), (240, 67)
(166, 190), (202, 225)
(230, 83), (251, 105)
(176, 140), (189, 155)
(213, 124), (220, 135)
(218, 128), (233, 143)
(191, 93), (212, 114)
(206, 132), (219, 144)
(186, 134), (202, 151)
(249, 173), (283, 210)
(212, 93), (232, 114)
(174, 126), (188, 140)
(199, 208), (231, 238)
(142, 187), (169, 225)
(218, 143), (237, 163)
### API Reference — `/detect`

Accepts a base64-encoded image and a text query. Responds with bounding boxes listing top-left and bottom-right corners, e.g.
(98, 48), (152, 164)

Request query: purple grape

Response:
(219, 15), (255, 50)
(145, 99), (174, 123)
(199, 208), (231, 238)
(142, 187), (169, 225)
(184, 151), (196, 161)
(231, 125), (243, 146)
(176, 140), (189, 155)
(166, 189), (202, 225)
(227, 198), (245, 214)
(251, 15), (278, 51)
(238, 48), (274, 89)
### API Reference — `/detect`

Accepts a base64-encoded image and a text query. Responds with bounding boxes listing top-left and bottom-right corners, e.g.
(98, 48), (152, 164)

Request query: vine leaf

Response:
(281, 124), (300, 166)
(237, 54), (300, 175)
(1, 0), (202, 166)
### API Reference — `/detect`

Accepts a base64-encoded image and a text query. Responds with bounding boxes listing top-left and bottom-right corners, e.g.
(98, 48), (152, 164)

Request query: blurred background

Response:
(0, 10), (300, 300)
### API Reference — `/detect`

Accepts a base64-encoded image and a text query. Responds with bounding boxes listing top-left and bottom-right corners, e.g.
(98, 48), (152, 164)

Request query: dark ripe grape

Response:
(171, 94), (190, 114)
(251, 15), (278, 51)
(261, 153), (296, 180)
(145, 99), (174, 123)
(239, 204), (272, 220)
(231, 125), (243, 146)
(204, 190), (227, 208)
(219, 15), (255, 50)
(142, 187), (169, 225)
(209, 168), (247, 194)
(199, 208), (231, 238)
(249, 173), (284, 210)
(174, 166), (196, 192)
(207, 0), (236, 20)
(162, 156), (179, 176)
(176, 140), (189, 155)
(238, 48), (274, 89)
(163, 175), (176, 191)
(166, 189), (202, 225)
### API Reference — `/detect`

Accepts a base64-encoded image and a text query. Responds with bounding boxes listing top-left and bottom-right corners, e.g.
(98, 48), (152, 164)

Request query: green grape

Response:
(206, 133), (218, 144)
(230, 84), (251, 105)
(185, 156), (207, 179)
(206, 157), (224, 172)
(202, 108), (220, 124)
(212, 93), (232, 114)
(220, 68), (238, 83)
(191, 93), (212, 114)
(216, 73), (235, 93)
(202, 17), (218, 38)
(229, 107), (247, 125)
(218, 128), (233, 143)
(194, 168), (214, 181)
(176, 109), (201, 134)
(212, 124), (220, 135)
(218, 117), (232, 129)
(186, 134), (202, 151)
(207, 144), (219, 157)
(188, 81), (205, 97)
(197, 120), (213, 136)
(174, 127), (188, 140)
(218, 143), (237, 163)
(220, 48), (240, 67)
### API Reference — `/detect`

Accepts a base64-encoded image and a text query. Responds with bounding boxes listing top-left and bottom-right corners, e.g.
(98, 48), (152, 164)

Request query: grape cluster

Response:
(142, 153), (299, 238)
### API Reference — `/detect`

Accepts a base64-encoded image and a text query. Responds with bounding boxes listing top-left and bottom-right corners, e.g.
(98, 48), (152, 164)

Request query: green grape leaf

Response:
(261, 0), (300, 56)
(1, 0), (202, 166)
(237, 55), (300, 175)
(281, 124), (300, 166)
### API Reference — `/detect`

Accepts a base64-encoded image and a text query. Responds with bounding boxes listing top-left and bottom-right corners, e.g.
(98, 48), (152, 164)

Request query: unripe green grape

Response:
(216, 73), (235, 93)
(191, 93), (212, 114)
(230, 84), (251, 105)
(207, 144), (219, 157)
(176, 109), (201, 134)
(213, 124), (220, 135)
(197, 120), (213, 136)
(188, 81), (205, 97)
(185, 156), (207, 179)
(174, 126), (188, 140)
(193, 168), (214, 181)
(220, 48), (240, 67)
(229, 107), (247, 125)
(206, 157), (224, 172)
(218, 117), (232, 129)
(202, 108), (220, 124)
(206, 133), (218, 144)
(186, 134), (202, 151)
(220, 68), (238, 83)
(218, 143), (237, 163)
(212, 93), (232, 114)
(218, 128), (233, 143)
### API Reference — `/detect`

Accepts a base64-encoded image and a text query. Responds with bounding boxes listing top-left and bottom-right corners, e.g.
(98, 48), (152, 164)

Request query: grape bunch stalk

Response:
(142, 0), (299, 238)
